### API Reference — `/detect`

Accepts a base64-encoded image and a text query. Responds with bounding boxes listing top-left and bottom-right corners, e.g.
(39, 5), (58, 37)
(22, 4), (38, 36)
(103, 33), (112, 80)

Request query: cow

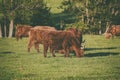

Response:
(105, 25), (120, 39)
(42, 30), (84, 57)
(15, 24), (56, 41)
(28, 29), (83, 57)
(59, 28), (84, 54)
(15, 25), (57, 53)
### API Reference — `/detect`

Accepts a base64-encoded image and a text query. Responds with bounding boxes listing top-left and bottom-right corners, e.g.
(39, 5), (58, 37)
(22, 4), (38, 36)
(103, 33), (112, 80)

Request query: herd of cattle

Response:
(15, 25), (84, 57)
(15, 24), (120, 58)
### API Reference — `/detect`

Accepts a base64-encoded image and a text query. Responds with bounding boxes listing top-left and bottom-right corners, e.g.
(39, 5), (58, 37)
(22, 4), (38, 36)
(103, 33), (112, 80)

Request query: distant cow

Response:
(15, 24), (56, 41)
(105, 25), (120, 39)
(28, 29), (83, 57)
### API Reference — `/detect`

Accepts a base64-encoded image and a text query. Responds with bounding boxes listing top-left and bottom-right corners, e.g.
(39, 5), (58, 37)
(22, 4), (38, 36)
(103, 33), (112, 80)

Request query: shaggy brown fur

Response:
(28, 29), (83, 57)
(105, 25), (120, 39)
(59, 28), (83, 54)
(15, 25), (56, 41)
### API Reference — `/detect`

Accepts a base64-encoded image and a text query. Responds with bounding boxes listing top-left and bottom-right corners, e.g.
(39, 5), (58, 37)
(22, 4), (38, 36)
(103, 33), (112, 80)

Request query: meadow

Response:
(0, 35), (120, 80)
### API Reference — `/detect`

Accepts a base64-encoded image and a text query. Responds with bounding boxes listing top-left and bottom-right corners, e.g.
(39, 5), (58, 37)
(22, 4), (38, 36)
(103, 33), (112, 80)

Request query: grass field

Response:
(0, 35), (120, 80)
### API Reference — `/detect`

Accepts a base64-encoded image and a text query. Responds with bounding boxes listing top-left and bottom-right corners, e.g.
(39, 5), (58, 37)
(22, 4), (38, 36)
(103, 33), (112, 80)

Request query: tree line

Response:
(60, 0), (120, 34)
(0, 0), (120, 38)
(0, 0), (51, 38)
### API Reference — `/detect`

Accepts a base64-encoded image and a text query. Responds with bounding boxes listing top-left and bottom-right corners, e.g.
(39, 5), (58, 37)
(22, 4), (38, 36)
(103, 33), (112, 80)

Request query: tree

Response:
(30, 1), (51, 26)
(0, 24), (2, 38)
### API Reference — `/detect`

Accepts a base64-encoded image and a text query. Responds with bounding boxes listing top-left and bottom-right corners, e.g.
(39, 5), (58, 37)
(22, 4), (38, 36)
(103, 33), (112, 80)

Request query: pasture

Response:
(0, 35), (120, 80)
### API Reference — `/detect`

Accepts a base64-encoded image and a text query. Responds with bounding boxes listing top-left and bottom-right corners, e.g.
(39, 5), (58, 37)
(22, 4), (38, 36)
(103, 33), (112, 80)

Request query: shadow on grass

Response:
(84, 52), (120, 57)
(85, 47), (118, 51)
(0, 51), (15, 54)
(23, 73), (38, 78)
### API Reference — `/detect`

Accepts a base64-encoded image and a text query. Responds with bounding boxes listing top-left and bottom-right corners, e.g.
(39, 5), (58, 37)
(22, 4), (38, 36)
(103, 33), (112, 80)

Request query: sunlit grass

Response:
(0, 35), (120, 80)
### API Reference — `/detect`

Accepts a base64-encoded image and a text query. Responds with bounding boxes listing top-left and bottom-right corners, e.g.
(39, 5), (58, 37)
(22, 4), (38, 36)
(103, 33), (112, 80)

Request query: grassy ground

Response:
(0, 35), (120, 80)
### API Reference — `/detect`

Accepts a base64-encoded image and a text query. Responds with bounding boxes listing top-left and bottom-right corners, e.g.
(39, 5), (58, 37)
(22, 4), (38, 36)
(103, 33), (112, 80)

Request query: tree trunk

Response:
(85, 0), (89, 24)
(8, 19), (14, 38)
(4, 24), (7, 37)
(81, 14), (84, 23)
(104, 22), (110, 33)
(99, 21), (102, 35)
(0, 24), (2, 38)
(60, 20), (64, 30)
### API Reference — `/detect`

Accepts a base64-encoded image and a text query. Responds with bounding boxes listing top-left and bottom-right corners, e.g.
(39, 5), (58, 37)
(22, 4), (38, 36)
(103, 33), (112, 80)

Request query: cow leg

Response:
(50, 48), (56, 57)
(28, 41), (34, 53)
(79, 48), (84, 57)
(34, 43), (40, 53)
(73, 46), (81, 57)
(64, 49), (69, 57)
(43, 44), (48, 57)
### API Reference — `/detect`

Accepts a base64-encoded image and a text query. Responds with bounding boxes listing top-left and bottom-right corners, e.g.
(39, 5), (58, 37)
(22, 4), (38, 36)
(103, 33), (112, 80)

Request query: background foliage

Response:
(0, 0), (120, 37)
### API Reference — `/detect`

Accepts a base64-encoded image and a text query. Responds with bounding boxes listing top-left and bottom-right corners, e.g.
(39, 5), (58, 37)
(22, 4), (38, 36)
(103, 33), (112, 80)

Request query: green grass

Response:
(0, 35), (120, 80)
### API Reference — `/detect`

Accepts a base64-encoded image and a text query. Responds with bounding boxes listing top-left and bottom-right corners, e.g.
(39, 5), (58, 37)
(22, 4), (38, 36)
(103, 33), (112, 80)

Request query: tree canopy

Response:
(0, 0), (51, 37)
(60, 0), (120, 34)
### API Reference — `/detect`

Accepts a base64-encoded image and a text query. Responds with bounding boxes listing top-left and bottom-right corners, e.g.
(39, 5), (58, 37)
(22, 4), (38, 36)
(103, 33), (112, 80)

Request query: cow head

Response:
(104, 33), (112, 39)
(80, 40), (86, 56)
(15, 24), (32, 41)
(15, 25), (23, 41)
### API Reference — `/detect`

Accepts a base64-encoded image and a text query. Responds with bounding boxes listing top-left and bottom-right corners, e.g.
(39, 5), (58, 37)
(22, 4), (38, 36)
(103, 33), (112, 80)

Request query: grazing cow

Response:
(59, 28), (84, 54)
(15, 25), (56, 41)
(28, 29), (83, 57)
(105, 25), (120, 39)
(43, 30), (83, 57)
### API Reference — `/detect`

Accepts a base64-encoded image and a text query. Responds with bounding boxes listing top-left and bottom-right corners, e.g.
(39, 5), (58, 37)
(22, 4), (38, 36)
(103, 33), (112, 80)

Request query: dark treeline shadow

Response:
(0, 51), (15, 54)
(85, 47), (118, 51)
(84, 52), (120, 57)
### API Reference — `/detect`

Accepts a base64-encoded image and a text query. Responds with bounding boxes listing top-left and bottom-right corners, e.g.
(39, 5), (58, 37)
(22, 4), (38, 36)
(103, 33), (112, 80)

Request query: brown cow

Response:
(105, 25), (120, 39)
(15, 25), (56, 41)
(59, 28), (84, 54)
(28, 29), (83, 57)
(42, 30), (83, 57)
(15, 25), (57, 53)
